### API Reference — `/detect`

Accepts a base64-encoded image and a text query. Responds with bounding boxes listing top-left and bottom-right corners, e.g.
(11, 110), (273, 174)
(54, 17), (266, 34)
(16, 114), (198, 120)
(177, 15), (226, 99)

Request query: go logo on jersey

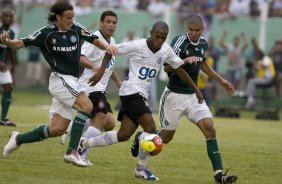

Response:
(138, 66), (159, 83)
(106, 58), (115, 69)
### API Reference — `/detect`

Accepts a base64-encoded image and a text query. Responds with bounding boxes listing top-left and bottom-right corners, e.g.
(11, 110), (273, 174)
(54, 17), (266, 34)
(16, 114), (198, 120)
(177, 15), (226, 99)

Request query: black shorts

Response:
(117, 93), (151, 126)
(88, 91), (113, 118)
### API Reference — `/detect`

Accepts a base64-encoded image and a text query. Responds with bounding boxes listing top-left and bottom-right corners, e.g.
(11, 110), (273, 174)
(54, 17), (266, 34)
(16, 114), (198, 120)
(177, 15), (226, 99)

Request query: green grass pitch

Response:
(0, 90), (281, 184)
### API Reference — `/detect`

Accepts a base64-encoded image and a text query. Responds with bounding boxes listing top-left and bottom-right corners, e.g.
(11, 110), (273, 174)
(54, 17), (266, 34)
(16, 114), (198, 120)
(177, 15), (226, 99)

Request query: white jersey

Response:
(78, 30), (116, 93)
(117, 39), (184, 99)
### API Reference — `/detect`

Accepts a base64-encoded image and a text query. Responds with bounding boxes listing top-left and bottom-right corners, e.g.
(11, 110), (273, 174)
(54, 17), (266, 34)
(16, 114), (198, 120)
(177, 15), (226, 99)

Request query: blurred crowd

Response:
(1, 0), (282, 17)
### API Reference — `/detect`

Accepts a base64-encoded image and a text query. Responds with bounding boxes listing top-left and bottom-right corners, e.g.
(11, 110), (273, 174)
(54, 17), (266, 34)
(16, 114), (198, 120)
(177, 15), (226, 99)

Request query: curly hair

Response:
(47, 0), (73, 23)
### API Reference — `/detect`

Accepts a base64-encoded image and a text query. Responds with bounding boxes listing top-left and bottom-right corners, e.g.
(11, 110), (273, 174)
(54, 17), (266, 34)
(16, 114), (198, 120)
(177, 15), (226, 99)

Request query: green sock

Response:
(17, 125), (50, 144)
(66, 111), (89, 154)
(206, 138), (223, 171)
(1, 90), (12, 120)
(154, 129), (160, 135)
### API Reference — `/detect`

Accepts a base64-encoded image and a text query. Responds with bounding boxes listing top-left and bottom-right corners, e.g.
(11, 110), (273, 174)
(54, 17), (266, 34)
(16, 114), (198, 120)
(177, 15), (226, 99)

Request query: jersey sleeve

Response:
(81, 41), (96, 57)
(21, 28), (45, 47)
(74, 23), (98, 43)
(115, 40), (139, 55)
(165, 45), (184, 69)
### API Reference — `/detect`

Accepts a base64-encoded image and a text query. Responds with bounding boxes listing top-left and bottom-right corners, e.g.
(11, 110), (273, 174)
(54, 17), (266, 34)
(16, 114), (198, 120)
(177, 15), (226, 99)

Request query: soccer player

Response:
(0, 9), (16, 126)
(1, 0), (116, 167)
(59, 10), (122, 165)
(79, 21), (204, 180)
(133, 15), (237, 183)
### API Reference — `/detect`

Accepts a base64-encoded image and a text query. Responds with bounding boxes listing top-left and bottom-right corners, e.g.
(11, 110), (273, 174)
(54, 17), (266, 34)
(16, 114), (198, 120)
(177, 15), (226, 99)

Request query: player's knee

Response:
(117, 131), (131, 142)
(104, 121), (115, 131)
(162, 136), (173, 144)
(49, 126), (66, 137)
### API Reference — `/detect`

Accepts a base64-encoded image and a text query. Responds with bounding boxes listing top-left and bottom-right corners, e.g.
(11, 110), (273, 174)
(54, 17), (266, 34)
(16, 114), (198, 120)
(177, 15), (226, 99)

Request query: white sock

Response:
(83, 119), (91, 132)
(81, 126), (101, 159)
(66, 121), (73, 134)
(136, 132), (150, 171)
(86, 131), (118, 148)
(137, 149), (149, 171)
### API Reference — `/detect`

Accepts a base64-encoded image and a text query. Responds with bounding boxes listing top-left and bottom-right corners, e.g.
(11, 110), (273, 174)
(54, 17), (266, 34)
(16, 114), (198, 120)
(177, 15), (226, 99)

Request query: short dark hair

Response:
(48, 0), (73, 23)
(100, 10), (118, 22)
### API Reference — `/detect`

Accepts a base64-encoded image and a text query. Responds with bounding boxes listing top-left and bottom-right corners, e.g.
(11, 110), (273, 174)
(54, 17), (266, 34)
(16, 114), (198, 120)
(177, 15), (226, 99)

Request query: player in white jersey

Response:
(79, 21), (204, 180)
(59, 10), (121, 165)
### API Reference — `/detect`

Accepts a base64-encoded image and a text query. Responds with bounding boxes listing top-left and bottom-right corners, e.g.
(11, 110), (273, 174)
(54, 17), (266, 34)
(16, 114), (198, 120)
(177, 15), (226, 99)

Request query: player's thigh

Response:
(138, 113), (156, 133)
(0, 71), (12, 87)
(104, 112), (115, 131)
(90, 111), (107, 130)
(117, 114), (138, 142)
(48, 72), (91, 112)
(186, 95), (212, 124)
(159, 88), (184, 131)
(49, 97), (74, 121)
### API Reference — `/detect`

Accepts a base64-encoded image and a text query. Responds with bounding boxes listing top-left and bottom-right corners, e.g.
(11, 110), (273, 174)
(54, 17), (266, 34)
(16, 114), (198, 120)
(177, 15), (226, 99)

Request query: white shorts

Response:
(0, 70), (12, 84)
(48, 72), (87, 120)
(159, 87), (212, 130)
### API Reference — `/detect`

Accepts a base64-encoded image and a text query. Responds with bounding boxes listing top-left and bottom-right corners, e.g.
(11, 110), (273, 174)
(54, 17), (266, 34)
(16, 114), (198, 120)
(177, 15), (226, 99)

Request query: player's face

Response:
(56, 10), (74, 31)
(100, 16), (117, 38)
(150, 29), (168, 50)
(1, 11), (13, 26)
(187, 22), (203, 43)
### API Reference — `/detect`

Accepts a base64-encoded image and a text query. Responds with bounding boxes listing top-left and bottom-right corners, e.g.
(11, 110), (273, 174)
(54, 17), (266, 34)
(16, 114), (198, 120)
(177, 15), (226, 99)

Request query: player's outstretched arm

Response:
(110, 70), (122, 88)
(88, 52), (112, 86)
(174, 67), (204, 104)
(0, 32), (25, 49)
(201, 62), (235, 95)
(92, 39), (117, 56)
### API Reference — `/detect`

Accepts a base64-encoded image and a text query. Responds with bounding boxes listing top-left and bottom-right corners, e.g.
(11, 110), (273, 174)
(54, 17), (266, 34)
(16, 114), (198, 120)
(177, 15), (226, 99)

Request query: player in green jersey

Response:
(1, 0), (116, 167)
(0, 9), (16, 126)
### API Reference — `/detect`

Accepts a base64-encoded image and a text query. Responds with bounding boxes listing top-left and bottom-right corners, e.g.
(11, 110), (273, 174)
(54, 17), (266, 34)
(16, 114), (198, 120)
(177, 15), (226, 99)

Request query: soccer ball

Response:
(140, 134), (163, 156)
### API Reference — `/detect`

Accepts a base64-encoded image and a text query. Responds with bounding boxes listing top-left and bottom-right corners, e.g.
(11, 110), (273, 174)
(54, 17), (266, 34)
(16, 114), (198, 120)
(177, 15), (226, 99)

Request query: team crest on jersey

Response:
(52, 38), (56, 44)
(157, 56), (162, 64)
(70, 35), (77, 43)
(98, 100), (105, 109)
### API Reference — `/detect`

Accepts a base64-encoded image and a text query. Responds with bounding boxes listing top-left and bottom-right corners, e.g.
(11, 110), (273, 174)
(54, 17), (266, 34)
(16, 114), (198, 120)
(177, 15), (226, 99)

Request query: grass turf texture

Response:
(0, 90), (282, 184)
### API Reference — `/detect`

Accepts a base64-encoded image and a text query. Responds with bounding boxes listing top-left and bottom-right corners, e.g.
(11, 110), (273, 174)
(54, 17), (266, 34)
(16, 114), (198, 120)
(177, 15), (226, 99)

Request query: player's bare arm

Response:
(201, 62), (235, 95)
(92, 38), (117, 56)
(88, 52), (112, 86)
(110, 70), (122, 88)
(174, 67), (204, 104)
(79, 55), (99, 73)
(0, 32), (25, 49)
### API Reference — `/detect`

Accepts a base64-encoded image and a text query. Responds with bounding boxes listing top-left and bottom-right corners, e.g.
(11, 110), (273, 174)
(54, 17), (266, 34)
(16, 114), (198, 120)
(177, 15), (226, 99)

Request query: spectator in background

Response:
(137, 0), (150, 11)
(269, 0), (282, 17)
(245, 37), (260, 83)
(269, 40), (282, 96)
(120, 0), (138, 12)
(147, 0), (167, 22)
(174, 0), (192, 33)
(228, 0), (250, 18)
(220, 31), (248, 90)
(249, 0), (260, 18)
(25, 46), (42, 86)
(244, 50), (276, 109)
(74, 0), (93, 16)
